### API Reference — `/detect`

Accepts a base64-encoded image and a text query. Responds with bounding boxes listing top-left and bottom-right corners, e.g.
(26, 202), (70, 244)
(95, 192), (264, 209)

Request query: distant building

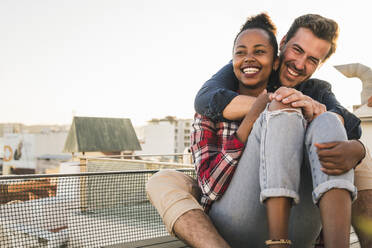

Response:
(135, 116), (193, 155)
(63, 116), (141, 156)
(0, 123), (69, 137)
(2, 132), (69, 175)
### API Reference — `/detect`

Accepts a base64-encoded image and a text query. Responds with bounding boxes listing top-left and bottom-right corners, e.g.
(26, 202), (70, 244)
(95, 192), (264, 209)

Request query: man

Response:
(147, 14), (371, 247)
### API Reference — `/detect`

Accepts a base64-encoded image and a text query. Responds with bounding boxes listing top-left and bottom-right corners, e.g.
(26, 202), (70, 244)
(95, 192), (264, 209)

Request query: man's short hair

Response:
(285, 14), (339, 63)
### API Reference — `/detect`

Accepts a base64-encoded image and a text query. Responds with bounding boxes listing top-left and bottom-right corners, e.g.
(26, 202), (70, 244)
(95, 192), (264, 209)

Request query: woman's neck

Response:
(238, 82), (267, 97)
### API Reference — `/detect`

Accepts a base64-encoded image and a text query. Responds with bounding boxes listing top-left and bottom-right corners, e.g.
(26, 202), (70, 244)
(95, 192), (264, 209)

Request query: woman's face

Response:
(233, 29), (278, 91)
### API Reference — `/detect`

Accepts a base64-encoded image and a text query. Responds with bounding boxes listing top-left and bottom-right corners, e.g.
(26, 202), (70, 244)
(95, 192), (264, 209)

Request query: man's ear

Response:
(273, 57), (279, 71)
(279, 35), (287, 51)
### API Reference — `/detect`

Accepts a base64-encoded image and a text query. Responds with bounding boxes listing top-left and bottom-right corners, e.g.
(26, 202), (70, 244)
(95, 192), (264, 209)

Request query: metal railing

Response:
(0, 156), (195, 248)
(84, 156), (193, 172)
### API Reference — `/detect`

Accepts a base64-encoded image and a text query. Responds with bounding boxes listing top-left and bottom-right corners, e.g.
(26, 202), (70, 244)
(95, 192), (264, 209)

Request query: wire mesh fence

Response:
(0, 169), (195, 247)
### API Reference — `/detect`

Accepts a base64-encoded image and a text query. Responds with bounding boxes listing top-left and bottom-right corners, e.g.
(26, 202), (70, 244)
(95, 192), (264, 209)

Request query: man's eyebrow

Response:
(293, 44), (304, 53)
(293, 44), (320, 63)
(309, 56), (320, 64)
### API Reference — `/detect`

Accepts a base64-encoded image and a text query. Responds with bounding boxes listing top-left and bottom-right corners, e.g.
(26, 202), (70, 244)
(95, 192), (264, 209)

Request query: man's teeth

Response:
(243, 67), (259, 74)
(288, 67), (299, 76)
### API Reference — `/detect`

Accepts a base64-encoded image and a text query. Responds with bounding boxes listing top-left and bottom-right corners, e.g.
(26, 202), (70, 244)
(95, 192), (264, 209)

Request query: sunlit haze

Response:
(1, 0), (371, 126)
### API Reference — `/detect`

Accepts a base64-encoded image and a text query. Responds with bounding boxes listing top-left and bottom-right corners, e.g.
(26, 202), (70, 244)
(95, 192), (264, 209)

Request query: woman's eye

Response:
(235, 50), (244, 55)
(255, 50), (266, 54)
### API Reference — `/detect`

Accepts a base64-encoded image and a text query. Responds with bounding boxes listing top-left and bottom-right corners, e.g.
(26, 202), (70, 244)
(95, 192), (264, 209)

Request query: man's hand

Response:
(315, 140), (366, 175)
(270, 87), (326, 121)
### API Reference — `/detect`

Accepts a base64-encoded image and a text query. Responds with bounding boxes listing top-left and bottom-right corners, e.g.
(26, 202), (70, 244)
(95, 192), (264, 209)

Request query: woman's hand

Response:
(236, 90), (271, 143)
(250, 90), (271, 116)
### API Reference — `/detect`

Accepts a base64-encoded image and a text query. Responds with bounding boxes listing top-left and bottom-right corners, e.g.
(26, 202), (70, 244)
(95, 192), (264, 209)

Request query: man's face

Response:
(278, 28), (332, 87)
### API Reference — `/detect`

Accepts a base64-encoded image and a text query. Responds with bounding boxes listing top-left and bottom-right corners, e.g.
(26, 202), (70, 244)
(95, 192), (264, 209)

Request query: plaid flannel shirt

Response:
(190, 113), (244, 211)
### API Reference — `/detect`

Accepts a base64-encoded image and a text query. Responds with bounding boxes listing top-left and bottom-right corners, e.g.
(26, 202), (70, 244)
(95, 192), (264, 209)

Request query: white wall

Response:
(137, 121), (175, 155)
(33, 132), (68, 156)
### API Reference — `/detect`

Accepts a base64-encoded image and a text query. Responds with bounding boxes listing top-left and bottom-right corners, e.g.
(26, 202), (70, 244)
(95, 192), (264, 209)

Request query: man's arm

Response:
(315, 140), (366, 175)
(320, 88), (361, 140)
(300, 78), (361, 139)
(194, 62), (241, 121)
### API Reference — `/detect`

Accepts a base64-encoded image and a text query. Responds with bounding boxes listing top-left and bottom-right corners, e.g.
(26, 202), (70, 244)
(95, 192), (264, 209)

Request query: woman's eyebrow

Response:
(254, 44), (267, 48)
(236, 43), (267, 49)
(235, 45), (246, 49)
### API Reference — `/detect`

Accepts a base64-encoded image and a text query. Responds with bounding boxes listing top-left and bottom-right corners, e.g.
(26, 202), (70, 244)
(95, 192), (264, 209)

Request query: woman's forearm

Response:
(223, 95), (257, 121)
(236, 94), (270, 143)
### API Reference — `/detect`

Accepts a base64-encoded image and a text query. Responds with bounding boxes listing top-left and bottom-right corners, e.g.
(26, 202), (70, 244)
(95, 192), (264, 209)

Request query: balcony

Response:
(0, 155), (360, 247)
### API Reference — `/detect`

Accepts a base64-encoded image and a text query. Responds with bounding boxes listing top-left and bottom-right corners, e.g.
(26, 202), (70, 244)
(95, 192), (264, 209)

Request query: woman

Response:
(190, 13), (297, 247)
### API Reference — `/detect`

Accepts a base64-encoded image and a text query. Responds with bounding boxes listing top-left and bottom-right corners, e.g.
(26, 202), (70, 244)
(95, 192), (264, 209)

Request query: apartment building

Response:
(135, 116), (193, 156)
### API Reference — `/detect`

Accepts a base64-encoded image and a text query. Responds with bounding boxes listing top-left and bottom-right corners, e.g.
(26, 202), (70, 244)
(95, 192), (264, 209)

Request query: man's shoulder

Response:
(295, 78), (333, 100)
(301, 78), (332, 90)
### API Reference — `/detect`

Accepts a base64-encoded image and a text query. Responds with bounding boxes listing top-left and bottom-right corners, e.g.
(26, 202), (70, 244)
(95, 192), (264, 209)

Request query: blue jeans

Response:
(208, 110), (357, 248)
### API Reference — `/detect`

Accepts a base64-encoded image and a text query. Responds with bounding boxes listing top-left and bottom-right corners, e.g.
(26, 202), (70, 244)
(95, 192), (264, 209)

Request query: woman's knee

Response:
(268, 99), (301, 112)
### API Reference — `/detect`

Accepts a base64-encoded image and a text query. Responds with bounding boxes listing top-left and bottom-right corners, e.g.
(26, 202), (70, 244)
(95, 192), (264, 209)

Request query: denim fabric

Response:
(194, 61), (361, 139)
(208, 110), (355, 248)
(260, 108), (306, 204)
(305, 112), (357, 203)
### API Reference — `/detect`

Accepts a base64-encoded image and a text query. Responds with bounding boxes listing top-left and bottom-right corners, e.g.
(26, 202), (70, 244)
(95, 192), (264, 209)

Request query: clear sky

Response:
(1, 0), (371, 126)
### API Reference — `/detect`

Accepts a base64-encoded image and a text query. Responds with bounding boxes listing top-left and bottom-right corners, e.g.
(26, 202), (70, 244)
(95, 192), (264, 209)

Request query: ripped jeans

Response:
(208, 108), (357, 248)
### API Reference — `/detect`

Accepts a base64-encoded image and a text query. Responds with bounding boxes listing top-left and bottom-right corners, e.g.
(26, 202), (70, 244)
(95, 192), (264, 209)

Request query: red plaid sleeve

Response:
(190, 113), (244, 209)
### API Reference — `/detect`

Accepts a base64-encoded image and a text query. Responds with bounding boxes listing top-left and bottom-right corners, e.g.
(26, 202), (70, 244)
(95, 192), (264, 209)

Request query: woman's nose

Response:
(244, 54), (255, 62)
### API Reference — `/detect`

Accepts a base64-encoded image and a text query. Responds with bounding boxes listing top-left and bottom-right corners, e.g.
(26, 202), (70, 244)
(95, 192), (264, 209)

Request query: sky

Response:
(1, 0), (371, 126)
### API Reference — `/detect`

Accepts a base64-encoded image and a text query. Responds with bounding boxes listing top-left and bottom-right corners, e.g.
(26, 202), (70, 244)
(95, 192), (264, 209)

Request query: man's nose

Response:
(294, 55), (306, 71)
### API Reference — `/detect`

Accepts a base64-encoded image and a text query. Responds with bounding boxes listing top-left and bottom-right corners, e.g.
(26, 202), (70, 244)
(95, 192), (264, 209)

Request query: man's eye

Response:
(292, 47), (301, 53)
(309, 58), (319, 66)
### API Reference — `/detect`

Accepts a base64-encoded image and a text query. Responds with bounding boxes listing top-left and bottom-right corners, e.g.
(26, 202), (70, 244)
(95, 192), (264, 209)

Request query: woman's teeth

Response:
(243, 67), (259, 74)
